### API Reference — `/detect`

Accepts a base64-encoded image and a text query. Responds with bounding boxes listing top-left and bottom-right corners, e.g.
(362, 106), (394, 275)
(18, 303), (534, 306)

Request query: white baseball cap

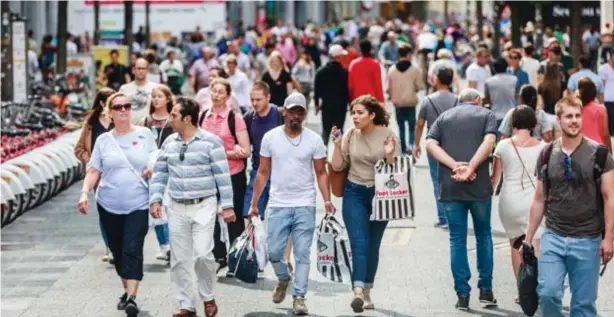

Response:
(283, 92), (307, 110)
(329, 44), (348, 57)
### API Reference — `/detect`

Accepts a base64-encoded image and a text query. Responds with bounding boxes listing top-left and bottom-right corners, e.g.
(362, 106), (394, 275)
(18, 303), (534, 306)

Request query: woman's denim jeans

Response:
(538, 229), (601, 317)
(442, 199), (493, 296)
(342, 180), (388, 289)
(154, 224), (169, 246)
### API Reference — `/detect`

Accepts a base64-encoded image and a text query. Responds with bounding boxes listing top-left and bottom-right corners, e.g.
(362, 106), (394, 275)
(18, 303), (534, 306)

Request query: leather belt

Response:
(172, 197), (206, 205)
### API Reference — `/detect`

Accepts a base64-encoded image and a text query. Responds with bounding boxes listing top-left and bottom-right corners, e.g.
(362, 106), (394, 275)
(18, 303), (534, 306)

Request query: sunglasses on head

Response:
(110, 103), (132, 111)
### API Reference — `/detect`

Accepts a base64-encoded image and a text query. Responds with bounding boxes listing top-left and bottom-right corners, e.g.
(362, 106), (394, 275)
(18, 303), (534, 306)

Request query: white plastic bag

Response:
(251, 217), (268, 270)
(149, 188), (169, 227)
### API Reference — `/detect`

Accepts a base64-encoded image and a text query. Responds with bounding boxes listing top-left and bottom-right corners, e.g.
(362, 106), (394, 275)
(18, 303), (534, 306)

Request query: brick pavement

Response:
(3, 103), (614, 317)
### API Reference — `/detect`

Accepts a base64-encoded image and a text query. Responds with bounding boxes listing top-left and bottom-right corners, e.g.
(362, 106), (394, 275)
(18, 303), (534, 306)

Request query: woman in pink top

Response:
(200, 78), (251, 273)
(194, 66), (240, 113)
(578, 77), (612, 151)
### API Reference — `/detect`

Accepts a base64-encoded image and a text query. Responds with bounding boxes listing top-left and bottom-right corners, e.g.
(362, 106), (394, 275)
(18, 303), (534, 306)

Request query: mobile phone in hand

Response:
(332, 129), (342, 139)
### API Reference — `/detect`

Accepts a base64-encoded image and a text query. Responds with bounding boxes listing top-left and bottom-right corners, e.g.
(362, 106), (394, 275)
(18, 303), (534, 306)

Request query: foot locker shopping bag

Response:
(316, 214), (352, 283)
(371, 155), (415, 221)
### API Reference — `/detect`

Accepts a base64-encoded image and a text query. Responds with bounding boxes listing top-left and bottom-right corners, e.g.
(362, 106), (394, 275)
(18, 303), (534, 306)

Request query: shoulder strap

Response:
(594, 145), (608, 237)
(594, 145), (608, 182)
(426, 96), (442, 117)
(198, 109), (209, 127)
(510, 139), (536, 190)
(108, 132), (149, 189)
(243, 109), (254, 133)
(144, 116), (149, 127)
(228, 110), (238, 144)
(277, 107), (284, 126)
(540, 142), (554, 198)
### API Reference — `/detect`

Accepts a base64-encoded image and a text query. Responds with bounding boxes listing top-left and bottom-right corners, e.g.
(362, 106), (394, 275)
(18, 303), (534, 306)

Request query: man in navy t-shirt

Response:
(242, 81), (284, 218)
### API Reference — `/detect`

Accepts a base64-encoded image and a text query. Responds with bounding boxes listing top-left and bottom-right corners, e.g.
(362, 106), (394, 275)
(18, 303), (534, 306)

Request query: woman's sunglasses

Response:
(110, 103), (132, 111)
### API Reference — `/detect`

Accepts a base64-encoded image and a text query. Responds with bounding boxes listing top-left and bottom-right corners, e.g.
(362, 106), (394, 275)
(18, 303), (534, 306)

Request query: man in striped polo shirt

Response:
(150, 97), (235, 317)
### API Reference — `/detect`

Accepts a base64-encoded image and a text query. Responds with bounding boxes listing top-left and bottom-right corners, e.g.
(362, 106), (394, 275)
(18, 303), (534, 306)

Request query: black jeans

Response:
(606, 102), (614, 135)
(213, 169), (247, 260)
(98, 204), (149, 281)
(322, 109), (347, 146)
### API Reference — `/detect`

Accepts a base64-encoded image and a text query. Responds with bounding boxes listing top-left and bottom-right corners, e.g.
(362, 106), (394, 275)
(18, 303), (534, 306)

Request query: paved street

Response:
(3, 99), (614, 317)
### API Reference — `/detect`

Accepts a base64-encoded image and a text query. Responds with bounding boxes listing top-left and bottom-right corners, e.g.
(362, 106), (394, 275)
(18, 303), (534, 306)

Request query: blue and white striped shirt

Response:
(149, 128), (234, 210)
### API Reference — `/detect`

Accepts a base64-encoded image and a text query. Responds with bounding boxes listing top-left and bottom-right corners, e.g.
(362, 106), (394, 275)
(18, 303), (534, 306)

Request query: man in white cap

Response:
(314, 44), (351, 146)
(248, 92), (336, 315)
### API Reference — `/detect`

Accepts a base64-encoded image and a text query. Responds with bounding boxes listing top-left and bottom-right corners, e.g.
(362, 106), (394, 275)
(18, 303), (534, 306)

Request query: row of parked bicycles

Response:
(1, 75), (89, 227)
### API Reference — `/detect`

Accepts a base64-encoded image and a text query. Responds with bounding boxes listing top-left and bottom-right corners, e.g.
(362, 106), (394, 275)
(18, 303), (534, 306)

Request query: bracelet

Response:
(324, 201), (332, 204)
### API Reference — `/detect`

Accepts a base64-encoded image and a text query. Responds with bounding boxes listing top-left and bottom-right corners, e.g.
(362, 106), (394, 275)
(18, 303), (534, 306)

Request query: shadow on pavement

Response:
(143, 262), (169, 273)
(217, 276), (352, 297)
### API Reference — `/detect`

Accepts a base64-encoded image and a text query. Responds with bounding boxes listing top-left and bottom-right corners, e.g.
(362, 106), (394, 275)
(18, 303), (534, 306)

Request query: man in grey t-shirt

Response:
(415, 67), (457, 227)
(484, 58), (517, 124)
(524, 97), (614, 317)
(426, 88), (498, 311)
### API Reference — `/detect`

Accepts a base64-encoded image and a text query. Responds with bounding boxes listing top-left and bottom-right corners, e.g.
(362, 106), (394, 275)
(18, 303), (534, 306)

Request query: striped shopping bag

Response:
(371, 155), (416, 221)
(316, 214), (352, 283)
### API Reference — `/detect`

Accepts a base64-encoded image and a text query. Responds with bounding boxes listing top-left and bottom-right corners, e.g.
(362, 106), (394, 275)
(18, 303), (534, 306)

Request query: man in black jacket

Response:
(314, 44), (351, 146)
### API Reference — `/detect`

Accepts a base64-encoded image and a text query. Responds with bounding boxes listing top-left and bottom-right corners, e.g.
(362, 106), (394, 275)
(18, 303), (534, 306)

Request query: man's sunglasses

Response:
(563, 154), (572, 180)
(179, 144), (188, 162)
(509, 55), (521, 60)
(110, 103), (132, 111)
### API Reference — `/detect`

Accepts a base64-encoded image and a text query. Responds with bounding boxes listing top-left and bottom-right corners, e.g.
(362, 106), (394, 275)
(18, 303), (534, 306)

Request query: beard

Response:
(562, 126), (581, 138)
(288, 120), (302, 131)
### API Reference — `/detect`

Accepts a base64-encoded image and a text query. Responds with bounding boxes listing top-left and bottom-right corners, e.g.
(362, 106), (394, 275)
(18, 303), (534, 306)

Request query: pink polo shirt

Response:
(199, 106), (247, 175)
(582, 101), (607, 146)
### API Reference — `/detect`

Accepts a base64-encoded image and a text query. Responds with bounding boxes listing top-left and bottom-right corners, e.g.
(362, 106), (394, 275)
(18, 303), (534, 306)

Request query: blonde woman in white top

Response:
(491, 105), (545, 303)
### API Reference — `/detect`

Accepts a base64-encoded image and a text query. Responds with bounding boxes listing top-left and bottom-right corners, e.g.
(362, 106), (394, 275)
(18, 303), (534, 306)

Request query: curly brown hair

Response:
(350, 95), (389, 126)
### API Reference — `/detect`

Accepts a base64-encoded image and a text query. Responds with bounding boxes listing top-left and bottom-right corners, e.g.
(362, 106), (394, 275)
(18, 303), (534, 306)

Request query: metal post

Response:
(124, 0), (133, 56)
(56, 1), (68, 74)
(145, 1), (150, 48)
(94, 0), (100, 45)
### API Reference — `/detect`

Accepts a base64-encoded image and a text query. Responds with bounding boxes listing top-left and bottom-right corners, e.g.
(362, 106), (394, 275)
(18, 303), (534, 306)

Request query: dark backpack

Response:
(198, 109), (246, 166)
(242, 107), (284, 144)
(198, 108), (239, 143)
(540, 141), (609, 237)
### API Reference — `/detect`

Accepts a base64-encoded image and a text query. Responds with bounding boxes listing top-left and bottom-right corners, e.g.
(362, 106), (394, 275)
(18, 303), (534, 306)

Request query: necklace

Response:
(284, 130), (302, 147)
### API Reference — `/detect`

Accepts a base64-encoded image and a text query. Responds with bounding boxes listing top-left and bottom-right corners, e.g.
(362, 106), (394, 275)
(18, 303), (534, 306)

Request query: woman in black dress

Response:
(261, 51), (296, 108)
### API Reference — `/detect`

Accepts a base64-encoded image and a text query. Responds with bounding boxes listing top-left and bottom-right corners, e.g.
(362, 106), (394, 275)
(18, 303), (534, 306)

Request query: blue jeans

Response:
(538, 230), (601, 317)
(442, 199), (493, 296)
(242, 168), (271, 218)
(154, 224), (169, 246)
(427, 153), (446, 224)
(342, 181), (388, 288)
(395, 107), (416, 153)
(267, 206), (316, 297)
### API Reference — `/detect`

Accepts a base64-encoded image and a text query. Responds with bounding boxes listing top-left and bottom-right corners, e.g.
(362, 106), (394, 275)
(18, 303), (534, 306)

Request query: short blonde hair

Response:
(555, 96), (583, 117)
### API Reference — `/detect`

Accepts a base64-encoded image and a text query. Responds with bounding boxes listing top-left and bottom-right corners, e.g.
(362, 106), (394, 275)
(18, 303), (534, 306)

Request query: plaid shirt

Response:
(149, 128), (233, 209)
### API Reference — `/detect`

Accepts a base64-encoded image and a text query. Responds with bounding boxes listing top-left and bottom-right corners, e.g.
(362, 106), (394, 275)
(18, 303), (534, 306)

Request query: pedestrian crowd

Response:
(70, 16), (614, 317)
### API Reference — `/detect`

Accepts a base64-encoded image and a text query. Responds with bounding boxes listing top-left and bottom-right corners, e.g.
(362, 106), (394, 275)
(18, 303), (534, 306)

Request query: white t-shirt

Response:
(119, 81), (158, 123)
(599, 63), (614, 102)
(417, 32), (438, 50)
(466, 62), (492, 94)
(260, 126), (327, 208)
(521, 57), (540, 87)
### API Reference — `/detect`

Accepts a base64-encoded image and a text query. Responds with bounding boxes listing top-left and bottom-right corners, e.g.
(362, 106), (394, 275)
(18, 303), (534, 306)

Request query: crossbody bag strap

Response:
(510, 139), (536, 190)
(427, 96), (442, 117)
(108, 131), (149, 189)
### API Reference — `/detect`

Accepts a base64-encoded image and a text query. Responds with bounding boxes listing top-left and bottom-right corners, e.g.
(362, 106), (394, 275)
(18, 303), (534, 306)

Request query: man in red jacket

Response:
(348, 40), (385, 104)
